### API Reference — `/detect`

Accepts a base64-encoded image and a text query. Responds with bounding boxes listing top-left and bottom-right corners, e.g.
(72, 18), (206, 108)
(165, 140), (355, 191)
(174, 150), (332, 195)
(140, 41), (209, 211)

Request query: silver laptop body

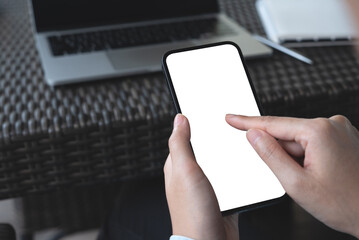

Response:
(30, 0), (271, 86)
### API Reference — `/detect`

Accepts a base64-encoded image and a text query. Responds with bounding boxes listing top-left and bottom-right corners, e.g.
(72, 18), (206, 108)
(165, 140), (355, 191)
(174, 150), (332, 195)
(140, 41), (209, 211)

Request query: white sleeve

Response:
(169, 235), (195, 240)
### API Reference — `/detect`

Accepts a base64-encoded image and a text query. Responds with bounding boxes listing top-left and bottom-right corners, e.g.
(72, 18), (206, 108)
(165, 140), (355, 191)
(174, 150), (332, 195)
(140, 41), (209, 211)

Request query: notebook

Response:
(256, 0), (357, 47)
(29, 0), (272, 86)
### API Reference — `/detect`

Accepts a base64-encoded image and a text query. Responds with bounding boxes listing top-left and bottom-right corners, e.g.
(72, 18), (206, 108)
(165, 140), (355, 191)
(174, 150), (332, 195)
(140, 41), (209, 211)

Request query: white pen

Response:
(253, 35), (313, 65)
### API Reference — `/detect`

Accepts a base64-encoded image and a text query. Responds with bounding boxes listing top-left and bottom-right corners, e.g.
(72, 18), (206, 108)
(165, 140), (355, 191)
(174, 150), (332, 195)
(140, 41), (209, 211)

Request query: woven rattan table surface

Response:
(1, 0), (359, 199)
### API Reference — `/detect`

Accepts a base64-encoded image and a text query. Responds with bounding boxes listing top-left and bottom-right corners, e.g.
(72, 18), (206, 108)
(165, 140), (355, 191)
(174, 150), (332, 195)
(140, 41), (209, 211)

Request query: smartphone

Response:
(162, 42), (285, 214)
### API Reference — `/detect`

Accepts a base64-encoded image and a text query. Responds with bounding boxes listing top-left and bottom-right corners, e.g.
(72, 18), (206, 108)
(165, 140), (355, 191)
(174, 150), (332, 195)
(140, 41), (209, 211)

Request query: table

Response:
(2, 0), (359, 199)
(0, 0), (174, 198)
(1, 0), (359, 235)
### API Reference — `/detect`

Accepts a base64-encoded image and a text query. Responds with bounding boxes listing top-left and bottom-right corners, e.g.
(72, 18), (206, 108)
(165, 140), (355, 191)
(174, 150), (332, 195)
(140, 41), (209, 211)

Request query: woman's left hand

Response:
(164, 114), (239, 240)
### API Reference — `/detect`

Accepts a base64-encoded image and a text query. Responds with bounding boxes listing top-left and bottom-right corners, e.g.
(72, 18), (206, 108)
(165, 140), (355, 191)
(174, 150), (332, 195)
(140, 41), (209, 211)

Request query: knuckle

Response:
(261, 116), (275, 131)
(330, 115), (350, 124)
(168, 134), (177, 148)
(261, 140), (277, 162)
(163, 160), (169, 174)
(261, 116), (274, 124)
(311, 118), (333, 135)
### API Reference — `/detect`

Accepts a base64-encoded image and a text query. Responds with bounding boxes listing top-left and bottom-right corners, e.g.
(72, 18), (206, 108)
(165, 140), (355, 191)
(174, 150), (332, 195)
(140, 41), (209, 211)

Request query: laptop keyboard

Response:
(48, 18), (235, 56)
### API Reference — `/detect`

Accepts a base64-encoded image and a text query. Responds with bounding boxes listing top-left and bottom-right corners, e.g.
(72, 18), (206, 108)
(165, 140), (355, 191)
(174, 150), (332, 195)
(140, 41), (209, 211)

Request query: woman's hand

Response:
(164, 114), (239, 240)
(226, 114), (359, 238)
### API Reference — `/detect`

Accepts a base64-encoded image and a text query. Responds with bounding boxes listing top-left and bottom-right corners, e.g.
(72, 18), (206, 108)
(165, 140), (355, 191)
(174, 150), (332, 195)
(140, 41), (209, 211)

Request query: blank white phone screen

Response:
(166, 44), (285, 212)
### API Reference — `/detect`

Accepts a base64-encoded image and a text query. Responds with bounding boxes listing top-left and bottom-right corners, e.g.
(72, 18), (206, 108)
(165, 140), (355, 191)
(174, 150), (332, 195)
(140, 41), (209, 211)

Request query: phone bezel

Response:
(162, 41), (287, 215)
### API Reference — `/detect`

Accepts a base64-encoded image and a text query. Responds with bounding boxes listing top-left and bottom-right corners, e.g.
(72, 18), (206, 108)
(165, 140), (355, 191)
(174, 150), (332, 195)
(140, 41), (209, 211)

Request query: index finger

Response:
(225, 114), (310, 142)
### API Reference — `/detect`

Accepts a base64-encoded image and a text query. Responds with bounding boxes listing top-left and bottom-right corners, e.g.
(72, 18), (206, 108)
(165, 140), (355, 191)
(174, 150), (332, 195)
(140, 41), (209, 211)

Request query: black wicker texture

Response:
(0, 224), (16, 240)
(22, 183), (121, 232)
(0, 0), (174, 198)
(0, 0), (359, 201)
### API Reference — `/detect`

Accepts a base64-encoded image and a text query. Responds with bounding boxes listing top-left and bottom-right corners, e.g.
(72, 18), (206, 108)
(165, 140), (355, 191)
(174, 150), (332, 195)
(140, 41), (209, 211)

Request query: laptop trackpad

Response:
(107, 43), (194, 71)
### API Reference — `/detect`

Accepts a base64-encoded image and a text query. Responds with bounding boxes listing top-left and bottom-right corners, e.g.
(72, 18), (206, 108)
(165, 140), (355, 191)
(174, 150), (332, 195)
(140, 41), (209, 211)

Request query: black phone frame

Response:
(162, 41), (287, 215)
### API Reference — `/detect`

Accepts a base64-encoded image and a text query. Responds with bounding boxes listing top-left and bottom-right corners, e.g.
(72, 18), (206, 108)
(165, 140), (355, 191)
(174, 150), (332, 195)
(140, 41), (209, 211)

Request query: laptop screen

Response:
(31, 0), (219, 32)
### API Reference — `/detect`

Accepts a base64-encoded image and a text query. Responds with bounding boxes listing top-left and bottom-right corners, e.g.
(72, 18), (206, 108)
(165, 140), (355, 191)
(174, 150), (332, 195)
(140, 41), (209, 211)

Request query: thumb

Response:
(246, 129), (306, 195)
(168, 114), (196, 167)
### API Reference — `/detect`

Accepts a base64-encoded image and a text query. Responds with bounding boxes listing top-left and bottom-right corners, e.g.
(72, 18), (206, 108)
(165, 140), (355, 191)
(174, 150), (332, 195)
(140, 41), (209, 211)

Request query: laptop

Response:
(29, 0), (272, 86)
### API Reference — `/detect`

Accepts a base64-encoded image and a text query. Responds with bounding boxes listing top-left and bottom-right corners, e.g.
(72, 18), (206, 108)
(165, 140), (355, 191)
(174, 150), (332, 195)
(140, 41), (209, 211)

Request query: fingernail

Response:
(226, 114), (237, 118)
(247, 129), (263, 146)
(174, 114), (184, 129)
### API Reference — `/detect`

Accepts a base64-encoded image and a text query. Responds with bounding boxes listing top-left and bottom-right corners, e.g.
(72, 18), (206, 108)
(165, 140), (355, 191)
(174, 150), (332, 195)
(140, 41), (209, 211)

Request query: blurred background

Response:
(1, 0), (359, 239)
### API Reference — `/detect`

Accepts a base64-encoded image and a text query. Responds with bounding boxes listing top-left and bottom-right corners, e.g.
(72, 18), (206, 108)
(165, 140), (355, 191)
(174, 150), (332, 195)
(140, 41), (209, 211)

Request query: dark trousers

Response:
(97, 177), (172, 240)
